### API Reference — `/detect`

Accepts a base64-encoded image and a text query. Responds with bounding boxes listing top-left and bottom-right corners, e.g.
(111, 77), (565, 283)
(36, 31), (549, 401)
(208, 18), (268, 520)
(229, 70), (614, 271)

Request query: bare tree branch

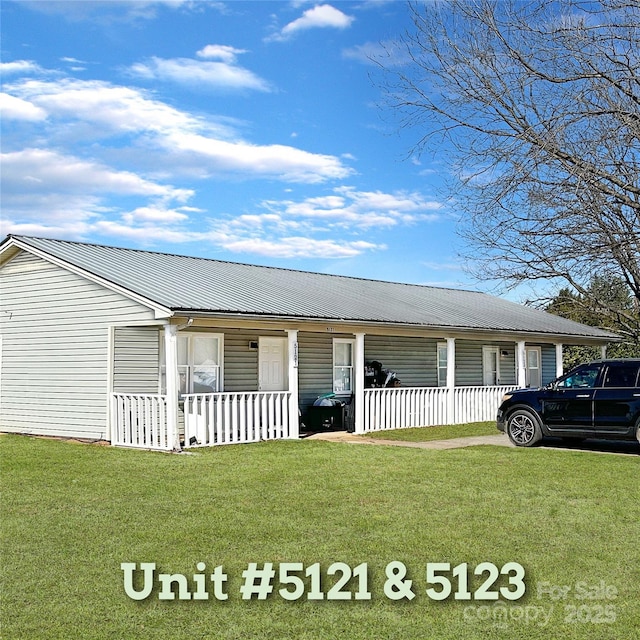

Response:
(380, 0), (640, 341)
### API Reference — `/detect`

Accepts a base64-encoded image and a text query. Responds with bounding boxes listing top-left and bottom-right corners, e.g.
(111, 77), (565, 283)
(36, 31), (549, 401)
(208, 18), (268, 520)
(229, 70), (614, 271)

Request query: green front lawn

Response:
(1, 434), (638, 639)
(363, 421), (498, 441)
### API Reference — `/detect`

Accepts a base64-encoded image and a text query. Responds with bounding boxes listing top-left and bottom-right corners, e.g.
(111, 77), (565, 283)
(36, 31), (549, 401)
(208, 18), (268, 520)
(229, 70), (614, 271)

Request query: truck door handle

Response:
(576, 394), (591, 398)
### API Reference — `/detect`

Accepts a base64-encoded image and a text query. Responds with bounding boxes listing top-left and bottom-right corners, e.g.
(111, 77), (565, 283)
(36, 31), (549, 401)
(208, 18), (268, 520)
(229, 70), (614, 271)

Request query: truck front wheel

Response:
(506, 409), (542, 447)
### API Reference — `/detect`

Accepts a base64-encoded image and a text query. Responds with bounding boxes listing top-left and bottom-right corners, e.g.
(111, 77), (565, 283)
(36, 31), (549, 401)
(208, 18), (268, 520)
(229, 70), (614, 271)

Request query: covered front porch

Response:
(107, 321), (572, 451)
(110, 385), (519, 451)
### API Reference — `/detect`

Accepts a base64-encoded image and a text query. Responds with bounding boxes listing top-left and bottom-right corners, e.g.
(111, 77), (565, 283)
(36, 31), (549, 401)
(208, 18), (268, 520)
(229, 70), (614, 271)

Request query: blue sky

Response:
(1, 0), (476, 290)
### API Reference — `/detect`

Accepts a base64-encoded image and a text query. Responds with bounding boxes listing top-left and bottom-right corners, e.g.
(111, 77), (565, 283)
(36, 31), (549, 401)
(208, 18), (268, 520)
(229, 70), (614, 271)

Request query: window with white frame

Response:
(333, 338), (355, 394)
(437, 342), (448, 387)
(160, 333), (223, 394)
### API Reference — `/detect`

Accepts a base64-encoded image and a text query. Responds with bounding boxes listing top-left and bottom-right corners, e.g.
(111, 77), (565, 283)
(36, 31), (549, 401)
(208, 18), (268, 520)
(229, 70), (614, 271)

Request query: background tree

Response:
(546, 275), (640, 369)
(382, 0), (640, 344)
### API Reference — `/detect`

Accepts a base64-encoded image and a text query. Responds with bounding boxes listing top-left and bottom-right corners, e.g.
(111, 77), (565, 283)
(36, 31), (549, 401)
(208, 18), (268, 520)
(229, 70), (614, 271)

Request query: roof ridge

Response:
(7, 233), (482, 295)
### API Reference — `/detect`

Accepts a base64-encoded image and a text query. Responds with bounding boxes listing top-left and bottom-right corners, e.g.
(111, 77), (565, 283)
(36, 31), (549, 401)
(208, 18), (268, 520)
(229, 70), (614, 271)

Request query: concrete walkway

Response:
(304, 431), (514, 450)
(304, 430), (639, 455)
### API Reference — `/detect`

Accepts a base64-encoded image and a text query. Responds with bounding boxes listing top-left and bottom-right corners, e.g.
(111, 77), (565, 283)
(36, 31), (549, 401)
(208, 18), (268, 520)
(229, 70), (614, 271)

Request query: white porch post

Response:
(601, 344), (607, 359)
(446, 337), (456, 424)
(287, 329), (299, 439)
(164, 324), (180, 451)
(555, 343), (564, 378)
(354, 332), (366, 434)
(516, 340), (527, 388)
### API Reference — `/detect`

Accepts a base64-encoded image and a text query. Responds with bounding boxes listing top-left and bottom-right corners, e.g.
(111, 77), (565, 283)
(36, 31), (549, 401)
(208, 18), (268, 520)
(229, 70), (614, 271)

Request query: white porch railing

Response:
(363, 385), (518, 432)
(111, 386), (517, 448)
(111, 393), (171, 450)
(453, 385), (519, 423)
(183, 391), (293, 447)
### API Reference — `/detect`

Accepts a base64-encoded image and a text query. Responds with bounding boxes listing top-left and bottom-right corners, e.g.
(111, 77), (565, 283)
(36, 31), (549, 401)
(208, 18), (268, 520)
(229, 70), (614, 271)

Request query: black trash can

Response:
(305, 403), (345, 430)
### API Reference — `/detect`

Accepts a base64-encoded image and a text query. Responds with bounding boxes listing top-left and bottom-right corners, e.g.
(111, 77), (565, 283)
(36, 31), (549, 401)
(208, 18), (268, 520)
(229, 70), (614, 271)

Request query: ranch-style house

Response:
(0, 235), (617, 451)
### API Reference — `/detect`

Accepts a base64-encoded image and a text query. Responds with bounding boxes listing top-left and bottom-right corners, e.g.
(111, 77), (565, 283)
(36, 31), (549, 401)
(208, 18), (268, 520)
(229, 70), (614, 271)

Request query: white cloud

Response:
(5, 78), (350, 183)
(0, 220), (94, 239)
(1, 177), (419, 260)
(165, 132), (351, 182)
(128, 55), (270, 92)
(1, 148), (192, 201)
(285, 4), (353, 33)
(269, 4), (354, 41)
(0, 56), (391, 261)
(151, 185), (442, 259)
(9, 78), (202, 136)
(0, 187), (107, 241)
(342, 39), (410, 67)
(83, 218), (381, 260)
(91, 220), (216, 244)
(121, 206), (191, 224)
(0, 148), (196, 242)
(196, 44), (247, 63)
(220, 236), (381, 259)
(0, 60), (44, 75)
(0, 93), (47, 121)
(421, 260), (464, 272)
(16, 1), (218, 22)
(260, 186), (443, 229)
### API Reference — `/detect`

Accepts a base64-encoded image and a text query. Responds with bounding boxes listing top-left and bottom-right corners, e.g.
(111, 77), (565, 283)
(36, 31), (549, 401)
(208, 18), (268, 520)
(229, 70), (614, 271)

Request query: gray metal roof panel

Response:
(4, 235), (618, 340)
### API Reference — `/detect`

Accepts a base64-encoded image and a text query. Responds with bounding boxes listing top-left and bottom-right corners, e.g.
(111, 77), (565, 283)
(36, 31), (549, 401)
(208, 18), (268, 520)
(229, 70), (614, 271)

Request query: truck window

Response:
(556, 364), (601, 389)
(602, 363), (640, 388)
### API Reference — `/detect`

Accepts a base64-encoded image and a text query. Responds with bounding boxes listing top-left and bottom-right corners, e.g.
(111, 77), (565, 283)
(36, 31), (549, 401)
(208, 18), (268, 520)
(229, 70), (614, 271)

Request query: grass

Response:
(1, 433), (639, 640)
(363, 421), (498, 441)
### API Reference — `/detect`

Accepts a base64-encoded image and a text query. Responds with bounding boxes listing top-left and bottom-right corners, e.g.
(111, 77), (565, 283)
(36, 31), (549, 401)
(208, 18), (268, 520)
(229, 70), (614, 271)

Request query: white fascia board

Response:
(2, 237), (173, 320)
(175, 311), (617, 344)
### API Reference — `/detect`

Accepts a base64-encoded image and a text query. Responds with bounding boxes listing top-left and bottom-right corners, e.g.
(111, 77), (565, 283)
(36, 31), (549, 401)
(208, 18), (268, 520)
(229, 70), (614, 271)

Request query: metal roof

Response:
(2, 235), (618, 340)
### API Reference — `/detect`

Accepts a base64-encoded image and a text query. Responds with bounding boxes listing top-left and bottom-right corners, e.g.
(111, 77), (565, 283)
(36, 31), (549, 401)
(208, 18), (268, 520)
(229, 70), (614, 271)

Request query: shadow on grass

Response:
(538, 437), (640, 456)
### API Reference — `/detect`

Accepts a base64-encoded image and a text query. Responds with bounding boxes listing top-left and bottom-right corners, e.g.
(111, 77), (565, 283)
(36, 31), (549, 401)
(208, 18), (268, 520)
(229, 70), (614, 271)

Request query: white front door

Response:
(259, 337), (287, 391)
(526, 347), (542, 388)
(482, 346), (500, 386)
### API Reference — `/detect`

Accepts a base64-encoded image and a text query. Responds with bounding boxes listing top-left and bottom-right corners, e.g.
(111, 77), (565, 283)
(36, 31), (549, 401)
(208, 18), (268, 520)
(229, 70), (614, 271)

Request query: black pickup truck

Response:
(497, 359), (640, 447)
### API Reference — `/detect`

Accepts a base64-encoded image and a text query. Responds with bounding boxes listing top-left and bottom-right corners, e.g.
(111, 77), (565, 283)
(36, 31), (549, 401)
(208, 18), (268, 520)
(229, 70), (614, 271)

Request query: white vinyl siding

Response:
(364, 335), (438, 387)
(298, 332), (334, 407)
(455, 341), (516, 387)
(223, 330), (259, 391)
(112, 326), (159, 394)
(222, 328), (288, 392)
(541, 344), (558, 385)
(0, 251), (156, 439)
